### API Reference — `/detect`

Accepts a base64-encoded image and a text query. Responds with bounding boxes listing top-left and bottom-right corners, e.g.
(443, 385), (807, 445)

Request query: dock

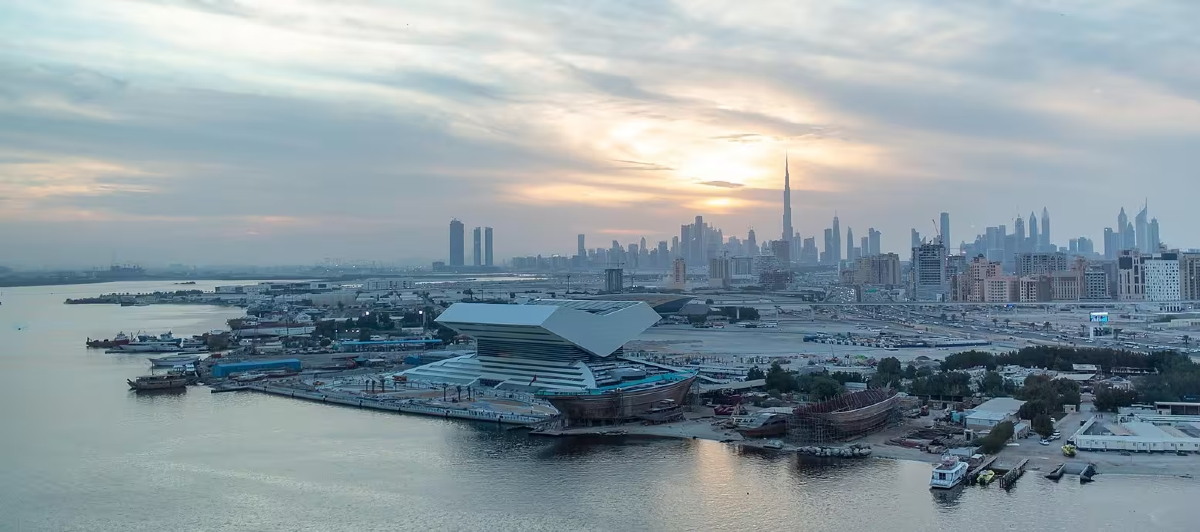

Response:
(967, 455), (999, 484)
(998, 458), (1029, 489)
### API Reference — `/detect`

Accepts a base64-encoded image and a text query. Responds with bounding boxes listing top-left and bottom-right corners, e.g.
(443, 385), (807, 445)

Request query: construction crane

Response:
(931, 219), (942, 245)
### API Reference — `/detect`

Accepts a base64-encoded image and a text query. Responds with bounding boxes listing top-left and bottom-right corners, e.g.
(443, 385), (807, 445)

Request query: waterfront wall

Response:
(245, 384), (546, 425)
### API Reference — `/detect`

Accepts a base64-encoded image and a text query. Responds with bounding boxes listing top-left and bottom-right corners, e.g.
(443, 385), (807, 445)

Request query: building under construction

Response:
(787, 389), (902, 444)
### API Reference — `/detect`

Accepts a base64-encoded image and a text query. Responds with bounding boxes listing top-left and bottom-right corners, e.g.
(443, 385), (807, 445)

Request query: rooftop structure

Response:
(971, 397), (1026, 415)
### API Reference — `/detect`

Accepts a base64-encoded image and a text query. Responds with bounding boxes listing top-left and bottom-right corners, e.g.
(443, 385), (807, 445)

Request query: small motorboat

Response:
(149, 354), (202, 368)
(977, 469), (996, 486)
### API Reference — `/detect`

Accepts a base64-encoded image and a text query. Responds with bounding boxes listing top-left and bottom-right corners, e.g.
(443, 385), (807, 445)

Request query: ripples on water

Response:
(0, 282), (1194, 531)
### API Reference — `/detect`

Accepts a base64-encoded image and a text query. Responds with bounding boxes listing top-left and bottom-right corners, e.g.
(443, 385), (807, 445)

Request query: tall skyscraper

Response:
(746, 229), (758, 256)
(1135, 202), (1149, 253)
(472, 227), (482, 266)
(782, 154), (793, 242)
(694, 215), (706, 264)
(484, 227), (494, 266)
(1013, 215), (1026, 253)
(860, 236), (869, 259)
(939, 212), (950, 247)
(1103, 227), (1116, 260)
(823, 228), (834, 264)
(577, 234), (586, 259)
(1117, 208), (1130, 251)
(680, 225), (691, 261)
(832, 214), (842, 263)
(911, 241), (949, 301)
(1028, 212), (1039, 251)
(846, 227), (855, 262)
(1040, 207), (1051, 251)
(868, 228), (881, 256)
(1148, 218), (1161, 253)
(911, 228), (921, 250)
(449, 219), (465, 266)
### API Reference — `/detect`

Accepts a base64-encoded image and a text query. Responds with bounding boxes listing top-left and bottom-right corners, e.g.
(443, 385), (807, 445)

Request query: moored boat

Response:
(127, 374), (189, 391)
(148, 354), (202, 368)
(977, 469), (996, 486)
(930, 456), (969, 489)
(108, 332), (182, 353)
(86, 332), (131, 348)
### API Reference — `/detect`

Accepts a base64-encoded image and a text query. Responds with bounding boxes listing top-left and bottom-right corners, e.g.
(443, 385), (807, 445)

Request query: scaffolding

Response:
(787, 389), (902, 444)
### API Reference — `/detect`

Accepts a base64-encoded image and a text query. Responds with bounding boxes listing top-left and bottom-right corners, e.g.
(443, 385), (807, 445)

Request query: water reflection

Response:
(930, 485), (966, 507)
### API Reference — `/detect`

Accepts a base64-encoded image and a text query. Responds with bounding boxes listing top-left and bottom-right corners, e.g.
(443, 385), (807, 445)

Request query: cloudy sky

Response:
(2, 0), (1198, 267)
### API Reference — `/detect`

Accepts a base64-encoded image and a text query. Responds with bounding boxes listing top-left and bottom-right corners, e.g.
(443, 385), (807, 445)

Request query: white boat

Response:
(929, 456), (969, 489)
(109, 332), (182, 353)
(149, 354), (202, 367)
(180, 338), (208, 352)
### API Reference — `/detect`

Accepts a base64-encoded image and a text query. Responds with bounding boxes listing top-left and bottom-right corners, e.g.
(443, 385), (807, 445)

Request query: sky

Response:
(2, 0), (1199, 268)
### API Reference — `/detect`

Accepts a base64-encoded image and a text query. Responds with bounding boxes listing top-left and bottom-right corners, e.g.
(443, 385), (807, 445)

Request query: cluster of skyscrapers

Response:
(439, 157), (1192, 302)
(444, 219), (494, 270)
(900, 202), (1194, 305)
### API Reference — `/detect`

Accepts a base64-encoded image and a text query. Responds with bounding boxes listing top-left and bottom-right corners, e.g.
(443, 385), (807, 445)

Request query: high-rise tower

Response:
(1040, 207), (1051, 251)
(782, 154), (793, 242)
(1135, 201), (1149, 253)
(939, 212), (950, 248)
(484, 227), (494, 267)
(832, 214), (842, 263)
(1028, 212), (1038, 251)
(449, 219), (465, 266)
(472, 227), (482, 266)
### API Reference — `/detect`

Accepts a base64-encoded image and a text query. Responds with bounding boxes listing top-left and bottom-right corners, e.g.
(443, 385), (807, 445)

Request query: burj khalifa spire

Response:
(782, 153), (793, 242)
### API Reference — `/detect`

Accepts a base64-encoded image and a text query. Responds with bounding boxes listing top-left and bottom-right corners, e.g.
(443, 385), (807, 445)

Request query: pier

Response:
(998, 458), (1029, 490)
(230, 383), (549, 425)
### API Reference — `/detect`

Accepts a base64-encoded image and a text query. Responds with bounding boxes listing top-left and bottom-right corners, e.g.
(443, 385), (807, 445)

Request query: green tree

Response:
(976, 421), (1015, 454)
(1043, 321), (1053, 330)
(357, 328), (372, 341)
(1032, 414), (1055, 439)
(904, 364), (917, 380)
(434, 323), (457, 344)
(1004, 318), (1011, 327)
(982, 371), (1006, 396)
(746, 366), (766, 381)
(992, 317), (999, 327)
(765, 361), (797, 392)
(705, 298), (715, 305)
(1094, 385), (1138, 412)
(810, 376), (845, 401)
(877, 357), (902, 375)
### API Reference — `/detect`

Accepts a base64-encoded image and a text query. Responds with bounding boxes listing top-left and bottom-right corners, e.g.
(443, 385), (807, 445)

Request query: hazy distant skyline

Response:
(2, 1), (1198, 267)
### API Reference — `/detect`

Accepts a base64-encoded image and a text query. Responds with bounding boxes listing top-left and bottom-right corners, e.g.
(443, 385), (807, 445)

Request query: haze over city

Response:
(2, 0), (1198, 268)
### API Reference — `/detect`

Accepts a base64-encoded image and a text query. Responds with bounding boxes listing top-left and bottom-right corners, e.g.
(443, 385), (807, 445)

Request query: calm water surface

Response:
(0, 282), (1194, 531)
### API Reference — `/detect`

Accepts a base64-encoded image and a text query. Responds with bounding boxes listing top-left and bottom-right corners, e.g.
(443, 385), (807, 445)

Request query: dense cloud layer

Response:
(1, 0), (1197, 266)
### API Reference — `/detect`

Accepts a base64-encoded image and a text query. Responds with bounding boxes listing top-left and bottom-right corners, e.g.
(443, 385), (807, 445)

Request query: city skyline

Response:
(2, 1), (1199, 267)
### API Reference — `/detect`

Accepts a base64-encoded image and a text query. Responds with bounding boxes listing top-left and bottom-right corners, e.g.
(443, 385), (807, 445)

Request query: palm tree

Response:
(1043, 321), (1053, 331)
(992, 317), (999, 327)
(1004, 318), (1011, 327)
(1184, 335), (1191, 346)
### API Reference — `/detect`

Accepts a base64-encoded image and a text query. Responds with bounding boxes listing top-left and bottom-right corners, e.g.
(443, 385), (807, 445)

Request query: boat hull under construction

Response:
(790, 389), (900, 442)
(539, 373), (697, 426)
